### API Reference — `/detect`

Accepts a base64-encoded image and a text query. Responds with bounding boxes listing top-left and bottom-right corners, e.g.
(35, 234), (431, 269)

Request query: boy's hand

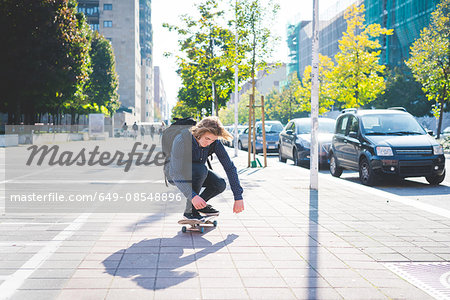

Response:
(233, 199), (244, 214)
(191, 195), (207, 210)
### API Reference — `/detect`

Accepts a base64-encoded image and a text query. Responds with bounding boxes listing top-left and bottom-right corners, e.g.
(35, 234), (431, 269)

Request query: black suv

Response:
(329, 108), (446, 185)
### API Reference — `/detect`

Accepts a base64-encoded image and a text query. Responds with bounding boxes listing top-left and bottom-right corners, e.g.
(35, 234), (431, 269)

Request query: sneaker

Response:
(183, 212), (205, 221)
(198, 204), (220, 216)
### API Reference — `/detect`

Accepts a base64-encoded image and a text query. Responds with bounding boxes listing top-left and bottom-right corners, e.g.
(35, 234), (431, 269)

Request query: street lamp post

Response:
(234, 0), (239, 157)
(310, 0), (319, 190)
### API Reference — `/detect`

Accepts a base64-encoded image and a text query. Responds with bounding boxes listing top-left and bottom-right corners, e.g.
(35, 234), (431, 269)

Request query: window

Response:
(103, 4), (112, 10)
(347, 117), (359, 136)
(336, 116), (349, 135)
(285, 121), (294, 131)
(86, 6), (98, 15)
(106, 37), (112, 42)
(103, 21), (112, 28)
(90, 24), (99, 31)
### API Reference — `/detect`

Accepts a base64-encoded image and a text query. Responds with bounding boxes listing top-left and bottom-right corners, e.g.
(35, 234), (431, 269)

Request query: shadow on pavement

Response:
(102, 233), (238, 290)
(308, 190), (319, 299)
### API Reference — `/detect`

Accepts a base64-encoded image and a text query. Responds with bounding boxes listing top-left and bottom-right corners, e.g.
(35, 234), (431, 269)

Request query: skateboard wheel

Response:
(200, 227), (204, 233)
(182, 226), (187, 233)
(213, 220), (217, 227)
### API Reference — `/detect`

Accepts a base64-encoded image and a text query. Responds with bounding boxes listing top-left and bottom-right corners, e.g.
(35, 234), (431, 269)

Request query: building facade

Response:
(287, 0), (439, 78)
(77, 0), (154, 123)
(139, 0), (154, 122)
(237, 64), (287, 98)
(287, 0), (359, 78)
(153, 66), (168, 123)
(365, 0), (440, 66)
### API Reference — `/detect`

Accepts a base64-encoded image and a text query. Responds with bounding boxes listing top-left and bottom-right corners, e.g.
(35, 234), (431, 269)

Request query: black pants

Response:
(185, 163), (226, 214)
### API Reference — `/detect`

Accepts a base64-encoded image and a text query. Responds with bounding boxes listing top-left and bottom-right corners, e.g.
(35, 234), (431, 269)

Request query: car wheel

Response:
(238, 141), (243, 150)
(426, 170), (445, 185)
(278, 146), (286, 163)
(359, 157), (377, 186)
(293, 148), (300, 166)
(329, 154), (343, 177)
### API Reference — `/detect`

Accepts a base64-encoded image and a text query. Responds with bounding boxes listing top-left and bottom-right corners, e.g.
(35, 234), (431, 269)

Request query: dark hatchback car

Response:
(329, 108), (446, 185)
(278, 118), (336, 166)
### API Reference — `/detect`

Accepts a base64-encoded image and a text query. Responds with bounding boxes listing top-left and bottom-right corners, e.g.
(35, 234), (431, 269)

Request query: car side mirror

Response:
(348, 132), (358, 139)
(427, 129), (434, 136)
(286, 130), (294, 135)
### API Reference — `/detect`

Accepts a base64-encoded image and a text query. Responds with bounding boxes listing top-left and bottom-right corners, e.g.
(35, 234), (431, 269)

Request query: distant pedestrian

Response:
(122, 122), (128, 138)
(132, 122), (138, 139)
(140, 125), (145, 140)
(158, 126), (163, 142)
(150, 125), (155, 140)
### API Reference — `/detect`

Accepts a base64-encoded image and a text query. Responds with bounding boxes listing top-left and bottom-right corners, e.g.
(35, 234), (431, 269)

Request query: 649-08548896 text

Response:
(9, 192), (183, 202)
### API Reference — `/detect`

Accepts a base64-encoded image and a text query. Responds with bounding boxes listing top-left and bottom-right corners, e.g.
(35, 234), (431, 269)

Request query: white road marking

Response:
(0, 213), (91, 299)
(0, 223), (71, 225)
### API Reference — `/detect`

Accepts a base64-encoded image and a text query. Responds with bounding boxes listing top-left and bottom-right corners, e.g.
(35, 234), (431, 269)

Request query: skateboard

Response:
(178, 215), (218, 233)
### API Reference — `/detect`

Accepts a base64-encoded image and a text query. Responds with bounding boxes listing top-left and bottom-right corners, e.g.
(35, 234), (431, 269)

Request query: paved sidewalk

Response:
(1, 148), (450, 299)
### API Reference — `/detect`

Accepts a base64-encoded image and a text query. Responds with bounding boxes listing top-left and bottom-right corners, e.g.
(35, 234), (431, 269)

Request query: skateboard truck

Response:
(178, 216), (218, 233)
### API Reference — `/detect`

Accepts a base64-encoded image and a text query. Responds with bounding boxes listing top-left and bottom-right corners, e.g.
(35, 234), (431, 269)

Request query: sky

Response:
(151, 0), (342, 108)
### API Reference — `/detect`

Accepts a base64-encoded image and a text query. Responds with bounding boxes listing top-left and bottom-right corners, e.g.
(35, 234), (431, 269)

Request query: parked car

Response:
(238, 121), (283, 153)
(278, 118), (336, 167)
(223, 125), (246, 147)
(329, 108), (446, 186)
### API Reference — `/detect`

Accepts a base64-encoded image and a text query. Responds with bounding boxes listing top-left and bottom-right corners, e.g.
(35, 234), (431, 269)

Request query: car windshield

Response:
(296, 119), (335, 134)
(361, 114), (426, 135)
(257, 122), (283, 133)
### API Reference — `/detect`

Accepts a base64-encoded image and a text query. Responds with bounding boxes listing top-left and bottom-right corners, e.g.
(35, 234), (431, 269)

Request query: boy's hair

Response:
(190, 116), (233, 142)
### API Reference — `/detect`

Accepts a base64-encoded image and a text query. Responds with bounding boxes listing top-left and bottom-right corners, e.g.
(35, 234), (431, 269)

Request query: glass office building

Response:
(287, 0), (440, 77)
(365, 0), (439, 66)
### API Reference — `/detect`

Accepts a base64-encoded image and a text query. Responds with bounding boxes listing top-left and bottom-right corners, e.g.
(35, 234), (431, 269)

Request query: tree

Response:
(0, 0), (91, 124)
(371, 65), (431, 116)
(164, 0), (244, 116)
(218, 90), (259, 125)
(85, 31), (120, 120)
(263, 73), (301, 124)
(406, 0), (450, 138)
(235, 0), (279, 122)
(171, 100), (201, 120)
(299, 55), (335, 114)
(330, 4), (392, 109)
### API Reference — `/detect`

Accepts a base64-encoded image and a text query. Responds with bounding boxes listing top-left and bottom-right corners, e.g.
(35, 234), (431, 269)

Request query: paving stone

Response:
(334, 287), (389, 300)
(201, 288), (249, 299)
(9, 289), (62, 300)
(291, 287), (344, 300)
(246, 287), (296, 299)
(64, 277), (113, 289)
(18, 278), (68, 290)
(110, 276), (155, 289)
(153, 288), (201, 299)
(197, 268), (239, 278)
(57, 288), (109, 300)
(105, 288), (155, 300)
(198, 277), (244, 288)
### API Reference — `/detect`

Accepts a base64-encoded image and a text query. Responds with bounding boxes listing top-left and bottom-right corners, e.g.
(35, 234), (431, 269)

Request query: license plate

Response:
(268, 145), (276, 149)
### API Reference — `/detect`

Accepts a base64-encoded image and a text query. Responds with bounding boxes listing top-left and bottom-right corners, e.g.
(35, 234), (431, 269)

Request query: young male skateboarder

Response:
(168, 116), (244, 220)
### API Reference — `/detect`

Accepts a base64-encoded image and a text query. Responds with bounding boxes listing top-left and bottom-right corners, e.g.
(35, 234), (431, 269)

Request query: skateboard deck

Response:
(178, 215), (218, 233)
